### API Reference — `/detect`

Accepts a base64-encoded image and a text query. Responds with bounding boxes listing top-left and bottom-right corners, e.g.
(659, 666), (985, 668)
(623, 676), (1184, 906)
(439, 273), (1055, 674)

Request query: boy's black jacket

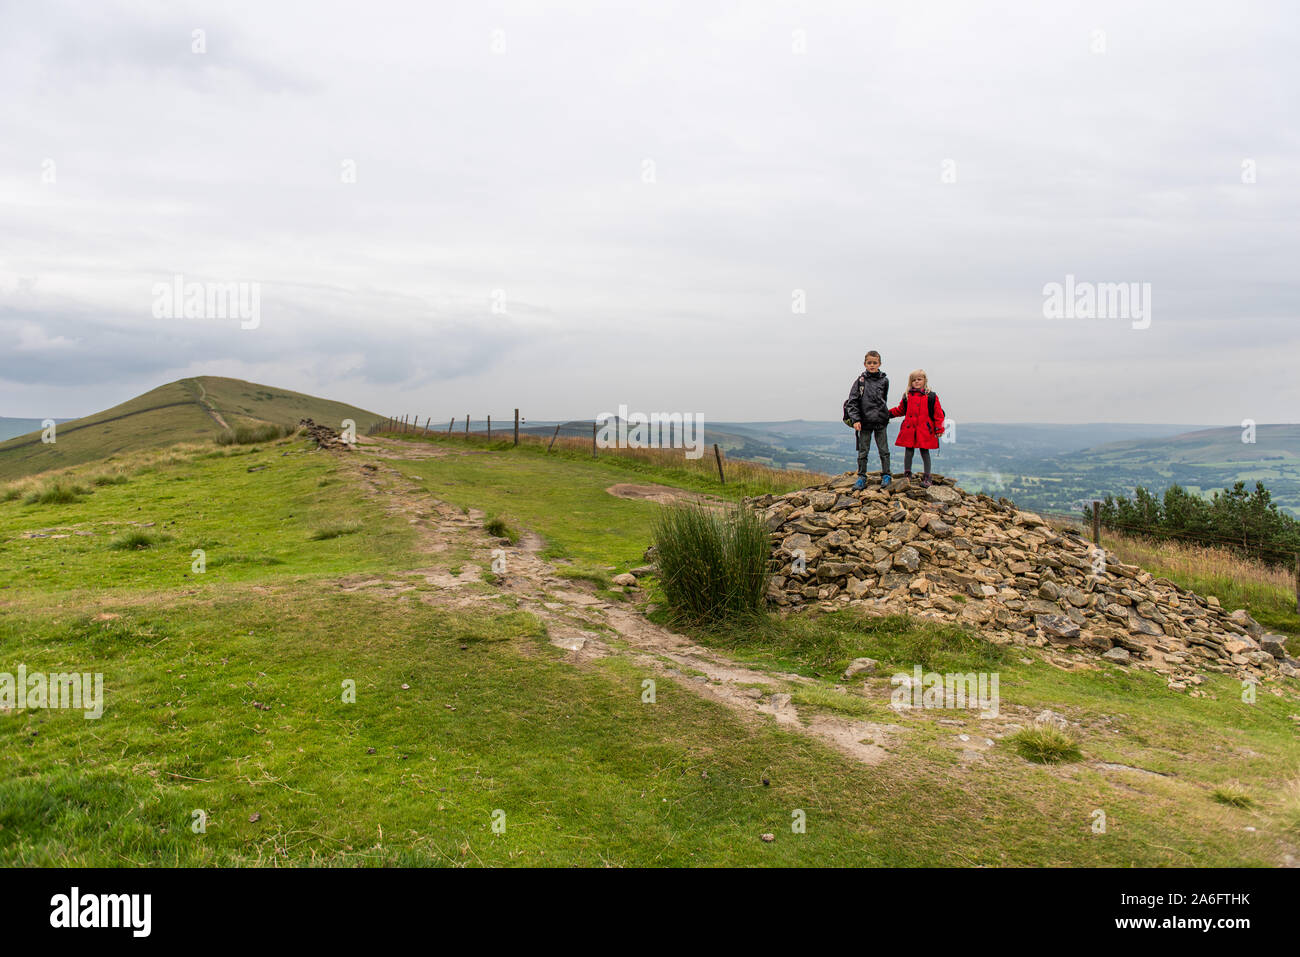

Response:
(846, 370), (891, 427)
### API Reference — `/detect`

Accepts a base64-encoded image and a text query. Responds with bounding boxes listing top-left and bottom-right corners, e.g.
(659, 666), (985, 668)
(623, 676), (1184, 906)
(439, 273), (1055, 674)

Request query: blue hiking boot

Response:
(880, 473), (892, 488)
(853, 476), (866, 491)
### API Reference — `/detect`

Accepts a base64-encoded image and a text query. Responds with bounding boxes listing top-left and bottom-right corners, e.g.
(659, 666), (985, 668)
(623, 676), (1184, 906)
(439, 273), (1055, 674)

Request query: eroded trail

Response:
(337, 437), (904, 766)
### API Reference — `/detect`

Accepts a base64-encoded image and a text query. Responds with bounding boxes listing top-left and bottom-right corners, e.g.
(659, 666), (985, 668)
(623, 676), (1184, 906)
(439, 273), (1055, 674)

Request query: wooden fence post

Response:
(464, 415), (469, 437)
(714, 443), (725, 485)
(547, 423), (560, 452)
(592, 421), (598, 458)
(1294, 552), (1299, 614)
(1092, 501), (1100, 546)
(423, 416), (430, 434)
(514, 408), (519, 446)
(487, 415), (491, 440)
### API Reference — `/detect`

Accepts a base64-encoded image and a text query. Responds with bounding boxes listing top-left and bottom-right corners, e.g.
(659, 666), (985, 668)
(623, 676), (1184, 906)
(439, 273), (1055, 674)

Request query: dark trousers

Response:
(903, 447), (932, 475)
(856, 425), (890, 475)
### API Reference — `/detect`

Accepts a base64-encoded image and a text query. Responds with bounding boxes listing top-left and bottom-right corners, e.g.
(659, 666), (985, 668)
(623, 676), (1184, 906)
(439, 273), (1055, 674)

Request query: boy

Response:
(845, 350), (892, 489)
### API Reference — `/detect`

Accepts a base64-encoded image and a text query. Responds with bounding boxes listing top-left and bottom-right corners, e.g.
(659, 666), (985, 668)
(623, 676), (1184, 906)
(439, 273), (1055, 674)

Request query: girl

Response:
(889, 369), (945, 487)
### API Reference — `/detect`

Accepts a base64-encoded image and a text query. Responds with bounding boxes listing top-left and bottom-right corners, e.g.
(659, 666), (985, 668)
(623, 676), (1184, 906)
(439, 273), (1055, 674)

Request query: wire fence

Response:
(368, 411), (827, 494)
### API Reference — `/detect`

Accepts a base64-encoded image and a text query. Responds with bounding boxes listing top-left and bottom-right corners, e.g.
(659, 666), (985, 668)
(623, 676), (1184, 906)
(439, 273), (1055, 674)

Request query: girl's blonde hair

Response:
(907, 369), (929, 391)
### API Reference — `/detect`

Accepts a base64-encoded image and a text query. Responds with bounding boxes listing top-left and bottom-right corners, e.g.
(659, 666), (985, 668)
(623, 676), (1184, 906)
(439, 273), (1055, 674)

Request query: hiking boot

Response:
(902, 471), (912, 479)
(880, 473), (892, 488)
(853, 476), (867, 491)
(921, 475), (933, 488)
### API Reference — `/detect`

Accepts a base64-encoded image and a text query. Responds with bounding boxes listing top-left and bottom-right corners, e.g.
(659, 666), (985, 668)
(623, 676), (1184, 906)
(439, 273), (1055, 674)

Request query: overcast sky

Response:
(2, 0), (1297, 426)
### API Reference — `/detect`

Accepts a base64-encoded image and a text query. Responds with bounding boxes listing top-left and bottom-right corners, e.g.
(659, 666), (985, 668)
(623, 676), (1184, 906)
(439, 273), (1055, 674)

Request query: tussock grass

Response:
(91, 472), (130, 487)
(108, 530), (173, 550)
(1211, 782), (1255, 808)
(652, 503), (770, 623)
(215, 423), (294, 446)
(308, 521), (363, 541)
(1010, 724), (1082, 764)
(485, 516), (519, 544)
(23, 481), (90, 505)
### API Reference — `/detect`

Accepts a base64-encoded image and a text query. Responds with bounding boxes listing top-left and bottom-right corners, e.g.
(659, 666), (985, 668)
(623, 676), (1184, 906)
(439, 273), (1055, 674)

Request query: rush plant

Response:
(652, 503), (770, 622)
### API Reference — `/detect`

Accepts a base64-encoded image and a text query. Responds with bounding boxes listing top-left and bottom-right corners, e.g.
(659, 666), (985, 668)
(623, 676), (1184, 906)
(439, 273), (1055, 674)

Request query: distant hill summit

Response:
(0, 376), (384, 481)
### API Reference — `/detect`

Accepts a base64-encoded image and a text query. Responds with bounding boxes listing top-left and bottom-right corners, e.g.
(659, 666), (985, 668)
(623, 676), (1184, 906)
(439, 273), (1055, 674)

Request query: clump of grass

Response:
(485, 516), (519, 544)
(91, 473), (130, 487)
(309, 521), (363, 541)
(652, 503), (770, 623)
(2, 485), (25, 503)
(1009, 724), (1082, 764)
(23, 481), (90, 505)
(1212, 782), (1255, 809)
(214, 423), (293, 446)
(790, 683), (880, 717)
(108, 530), (173, 550)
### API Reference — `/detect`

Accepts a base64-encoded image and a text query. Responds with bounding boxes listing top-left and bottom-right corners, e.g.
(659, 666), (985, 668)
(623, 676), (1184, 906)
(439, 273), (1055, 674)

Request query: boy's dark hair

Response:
(864, 350), (881, 362)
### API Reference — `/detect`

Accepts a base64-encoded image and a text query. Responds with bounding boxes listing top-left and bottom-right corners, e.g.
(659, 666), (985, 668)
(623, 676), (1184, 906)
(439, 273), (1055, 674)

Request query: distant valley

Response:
(708, 421), (1300, 518)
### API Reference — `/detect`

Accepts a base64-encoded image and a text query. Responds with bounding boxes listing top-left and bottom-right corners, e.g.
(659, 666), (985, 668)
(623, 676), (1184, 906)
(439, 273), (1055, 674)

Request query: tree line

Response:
(1085, 481), (1300, 563)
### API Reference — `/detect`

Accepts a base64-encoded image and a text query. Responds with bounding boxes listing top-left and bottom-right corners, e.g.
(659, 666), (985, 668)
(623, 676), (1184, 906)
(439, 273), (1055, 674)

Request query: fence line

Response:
(372, 413), (830, 492)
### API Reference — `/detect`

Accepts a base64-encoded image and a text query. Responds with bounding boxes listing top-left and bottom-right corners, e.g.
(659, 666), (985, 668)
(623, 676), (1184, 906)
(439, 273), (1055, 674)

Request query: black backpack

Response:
(844, 381), (938, 428)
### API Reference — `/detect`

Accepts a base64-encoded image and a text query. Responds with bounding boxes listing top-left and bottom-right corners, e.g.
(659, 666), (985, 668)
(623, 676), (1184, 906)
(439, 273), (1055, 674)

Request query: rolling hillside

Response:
(0, 377), (385, 482)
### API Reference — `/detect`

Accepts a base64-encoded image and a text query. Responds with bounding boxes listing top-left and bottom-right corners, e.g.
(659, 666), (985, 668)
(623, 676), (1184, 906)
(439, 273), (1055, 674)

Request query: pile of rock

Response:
(746, 472), (1298, 689)
(298, 419), (354, 450)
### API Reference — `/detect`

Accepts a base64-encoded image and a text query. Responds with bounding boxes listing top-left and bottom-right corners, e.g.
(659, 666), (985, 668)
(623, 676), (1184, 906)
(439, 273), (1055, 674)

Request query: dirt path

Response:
(333, 440), (905, 766)
(190, 378), (230, 431)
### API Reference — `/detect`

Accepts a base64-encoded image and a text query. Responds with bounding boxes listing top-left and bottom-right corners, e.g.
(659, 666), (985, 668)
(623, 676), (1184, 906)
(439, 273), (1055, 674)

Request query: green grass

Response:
(0, 440), (413, 594)
(2, 428), (1298, 866)
(393, 430), (811, 498)
(660, 610), (1007, 681)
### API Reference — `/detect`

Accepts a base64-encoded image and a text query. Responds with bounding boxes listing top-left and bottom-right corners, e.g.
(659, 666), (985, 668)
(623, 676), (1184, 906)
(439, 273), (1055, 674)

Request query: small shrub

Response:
(109, 530), (173, 550)
(652, 503), (770, 622)
(1010, 724), (1082, 764)
(309, 521), (362, 541)
(1212, 783), (1255, 809)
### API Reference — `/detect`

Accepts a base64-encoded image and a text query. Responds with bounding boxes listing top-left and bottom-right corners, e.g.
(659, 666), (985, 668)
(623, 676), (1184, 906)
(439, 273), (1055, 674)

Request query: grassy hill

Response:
(0, 377), (385, 483)
(2, 419), (1297, 867)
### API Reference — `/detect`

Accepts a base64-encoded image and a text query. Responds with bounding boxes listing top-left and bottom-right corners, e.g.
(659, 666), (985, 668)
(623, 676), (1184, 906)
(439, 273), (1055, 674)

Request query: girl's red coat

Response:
(890, 389), (945, 449)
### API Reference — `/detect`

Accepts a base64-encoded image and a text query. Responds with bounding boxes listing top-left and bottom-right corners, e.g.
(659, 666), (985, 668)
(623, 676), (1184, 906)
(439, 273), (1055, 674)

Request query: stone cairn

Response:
(746, 472), (1298, 690)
